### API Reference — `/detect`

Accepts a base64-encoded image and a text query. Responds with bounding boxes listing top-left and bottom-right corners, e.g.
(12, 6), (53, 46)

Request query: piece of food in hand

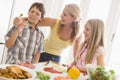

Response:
(19, 13), (23, 17)
(68, 66), (80, 79)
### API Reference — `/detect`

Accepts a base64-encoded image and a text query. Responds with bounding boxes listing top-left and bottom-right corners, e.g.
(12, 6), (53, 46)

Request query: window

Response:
(63, 0), (80, 5)
(109, 17), (120, 65)
(87, 0), (111, 22)
(0, 0), (14, 63)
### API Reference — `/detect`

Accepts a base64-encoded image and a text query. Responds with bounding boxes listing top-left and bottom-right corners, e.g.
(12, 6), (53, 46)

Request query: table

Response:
(33, 61), (88, 80)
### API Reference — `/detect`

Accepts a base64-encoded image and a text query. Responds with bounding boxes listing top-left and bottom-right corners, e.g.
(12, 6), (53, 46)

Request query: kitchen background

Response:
(0, 0), (120, 66)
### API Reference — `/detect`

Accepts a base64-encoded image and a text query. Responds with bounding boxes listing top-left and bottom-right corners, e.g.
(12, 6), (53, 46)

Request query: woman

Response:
(14, 3), (82, 63)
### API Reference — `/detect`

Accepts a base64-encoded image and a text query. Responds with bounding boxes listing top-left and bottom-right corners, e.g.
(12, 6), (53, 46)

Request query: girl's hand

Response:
(67, 66), (72, 72)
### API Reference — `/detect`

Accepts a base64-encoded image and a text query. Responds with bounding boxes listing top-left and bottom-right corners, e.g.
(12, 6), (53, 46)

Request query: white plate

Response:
(0, 64), (36, 80)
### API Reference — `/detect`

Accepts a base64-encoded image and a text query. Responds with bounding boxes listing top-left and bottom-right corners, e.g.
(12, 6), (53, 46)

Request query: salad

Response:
(87, 65), (116, 80)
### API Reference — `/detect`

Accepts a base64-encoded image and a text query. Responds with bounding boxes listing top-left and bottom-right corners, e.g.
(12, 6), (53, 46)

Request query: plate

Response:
(0, 64), (36, 80)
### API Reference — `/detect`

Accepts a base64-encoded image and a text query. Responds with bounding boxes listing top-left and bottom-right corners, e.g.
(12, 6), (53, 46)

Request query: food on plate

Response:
(48, 61), (67, 73)
(87, 66), (116, 80)
(44, 67), (62, 74)
(68, 66), (80, 79)
(18, 61), (35, 69)
(54, 76), (69, 80)
(36, 71), (50, 80)
(0, 66), (32, 79)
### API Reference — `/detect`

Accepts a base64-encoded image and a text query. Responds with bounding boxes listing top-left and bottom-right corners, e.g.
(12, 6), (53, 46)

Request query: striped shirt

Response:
(5, 22), (44, 64)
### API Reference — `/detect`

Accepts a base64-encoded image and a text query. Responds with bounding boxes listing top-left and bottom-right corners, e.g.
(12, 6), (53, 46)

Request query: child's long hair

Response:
(75, 19), (105, 64)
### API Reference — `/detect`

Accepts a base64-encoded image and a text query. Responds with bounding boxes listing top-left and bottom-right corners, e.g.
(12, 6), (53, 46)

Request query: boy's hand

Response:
(13, 17), (23, 26)
(13, 14), (23, 26)
(17, 21), (26, 33)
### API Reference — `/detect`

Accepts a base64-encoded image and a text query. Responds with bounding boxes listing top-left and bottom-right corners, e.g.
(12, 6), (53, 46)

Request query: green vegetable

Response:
(110, 70), (115, 74)
(36, 71), (50, 80)
(19, 13), (23, 17)
(88, 66), (116, 80)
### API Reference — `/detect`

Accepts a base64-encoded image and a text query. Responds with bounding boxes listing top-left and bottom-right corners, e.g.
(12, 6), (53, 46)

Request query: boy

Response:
(5, 2), (45, 64)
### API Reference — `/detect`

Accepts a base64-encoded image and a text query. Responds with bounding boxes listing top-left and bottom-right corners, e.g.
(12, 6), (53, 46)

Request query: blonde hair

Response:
(75, 19), (105, 63)
(65, 4), (81, 43)
(65, 3), (80, 21)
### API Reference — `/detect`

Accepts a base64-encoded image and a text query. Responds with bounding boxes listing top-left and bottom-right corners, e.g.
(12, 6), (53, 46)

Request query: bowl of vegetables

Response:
(86, 64), (117, 80)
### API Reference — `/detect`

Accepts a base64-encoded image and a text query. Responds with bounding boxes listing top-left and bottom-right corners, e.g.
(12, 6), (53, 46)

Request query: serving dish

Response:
(0, 64), (36, 80)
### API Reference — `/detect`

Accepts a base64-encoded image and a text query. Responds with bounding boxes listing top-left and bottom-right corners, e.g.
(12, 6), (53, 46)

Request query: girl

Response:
(70, 19), (105, 73)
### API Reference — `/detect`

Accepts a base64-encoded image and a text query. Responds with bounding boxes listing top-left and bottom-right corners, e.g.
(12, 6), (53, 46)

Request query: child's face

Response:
(83, 23), (92, 41)
(60, 8), (75, 25)
(28, 7), (41, 25)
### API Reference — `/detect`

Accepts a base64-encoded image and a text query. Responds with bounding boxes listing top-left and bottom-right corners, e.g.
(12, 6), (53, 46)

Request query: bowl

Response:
(86, 64), (118, 80)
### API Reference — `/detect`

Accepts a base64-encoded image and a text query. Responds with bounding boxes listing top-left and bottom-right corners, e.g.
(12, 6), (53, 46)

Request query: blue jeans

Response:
(39, 52), (61, 63)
